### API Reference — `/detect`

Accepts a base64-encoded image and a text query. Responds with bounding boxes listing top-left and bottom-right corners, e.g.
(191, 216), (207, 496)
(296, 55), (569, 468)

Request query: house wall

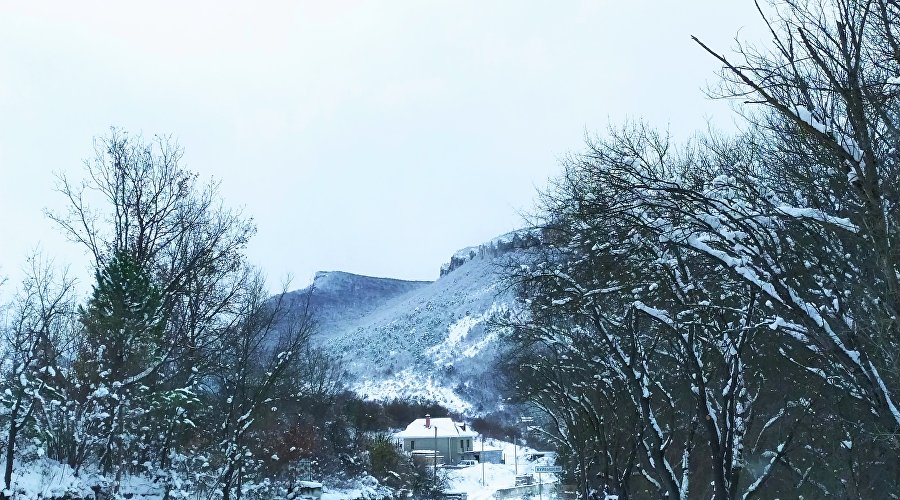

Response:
(403, 436), (474, 464)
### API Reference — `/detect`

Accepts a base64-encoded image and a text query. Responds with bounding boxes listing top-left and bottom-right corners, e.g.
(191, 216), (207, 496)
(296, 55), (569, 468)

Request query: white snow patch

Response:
(352, 368), (473, 413)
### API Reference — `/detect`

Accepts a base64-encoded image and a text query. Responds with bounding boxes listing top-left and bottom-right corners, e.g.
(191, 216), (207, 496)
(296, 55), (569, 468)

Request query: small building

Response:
(462, 448), (503, 464)
(397, 415), (478, 465)
(411, 449), (444, 466)
(473, 446), (504, 464)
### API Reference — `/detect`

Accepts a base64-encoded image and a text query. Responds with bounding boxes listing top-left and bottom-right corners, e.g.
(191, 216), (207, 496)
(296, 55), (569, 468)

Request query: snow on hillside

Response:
(281, 271), (430, 340)
(281, 232), (536, 414)
(424, 303), (510, 363)
(353, 367), (475, 412)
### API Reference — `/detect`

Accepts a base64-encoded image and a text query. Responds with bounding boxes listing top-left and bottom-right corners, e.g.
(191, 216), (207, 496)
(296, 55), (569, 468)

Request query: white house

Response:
(396, 414), (478, 464)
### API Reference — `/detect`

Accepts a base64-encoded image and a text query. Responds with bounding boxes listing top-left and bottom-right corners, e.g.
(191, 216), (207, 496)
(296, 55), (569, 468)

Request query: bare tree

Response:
(0, 253), (76, 499)
(508, 123), (842, 498)
(42, 129), (260, 490)
(204, 276), (316, 500)
(691, 0), (900, 441)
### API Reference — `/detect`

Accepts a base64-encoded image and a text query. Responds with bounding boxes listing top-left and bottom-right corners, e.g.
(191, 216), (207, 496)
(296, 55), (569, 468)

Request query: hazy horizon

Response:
(1, 1), (766, 291)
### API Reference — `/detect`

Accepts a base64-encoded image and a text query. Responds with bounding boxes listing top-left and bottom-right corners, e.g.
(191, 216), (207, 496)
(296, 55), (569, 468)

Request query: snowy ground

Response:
(6, 440), (557, 499)
(4, 458), (159, 499)
(319, 477), (394, 500)
(5, 459), (393, 500)
(443, 438), (559, 500)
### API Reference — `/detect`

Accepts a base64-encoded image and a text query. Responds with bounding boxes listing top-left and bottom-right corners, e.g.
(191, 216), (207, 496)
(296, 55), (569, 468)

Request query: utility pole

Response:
(519, 416), (533, 480)
(514, 437), (517, 476)
(481, 434), (485, 486)
(433, 425), (438, 484)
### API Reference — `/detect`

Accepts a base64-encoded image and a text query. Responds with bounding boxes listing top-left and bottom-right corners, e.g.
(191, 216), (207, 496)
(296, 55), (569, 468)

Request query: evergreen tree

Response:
(73, 249), (167, 479)
(78, 249), (165, 387)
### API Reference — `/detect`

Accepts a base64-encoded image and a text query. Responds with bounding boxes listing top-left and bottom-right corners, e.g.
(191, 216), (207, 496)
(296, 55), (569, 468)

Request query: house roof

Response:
(396, 417), (479, 439)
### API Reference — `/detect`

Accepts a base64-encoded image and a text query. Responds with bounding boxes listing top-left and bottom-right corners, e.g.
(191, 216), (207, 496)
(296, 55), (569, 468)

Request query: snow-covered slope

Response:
(281, 271), (431, 341)
(282, 231), (538, 414)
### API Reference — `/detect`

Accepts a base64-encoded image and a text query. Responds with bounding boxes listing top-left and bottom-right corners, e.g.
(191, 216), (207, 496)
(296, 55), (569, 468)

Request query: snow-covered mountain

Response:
(280, 231), (538, 414)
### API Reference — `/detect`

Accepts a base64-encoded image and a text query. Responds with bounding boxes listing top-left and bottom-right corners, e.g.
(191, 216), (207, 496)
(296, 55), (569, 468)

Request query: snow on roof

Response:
(396, 417), (478, 439)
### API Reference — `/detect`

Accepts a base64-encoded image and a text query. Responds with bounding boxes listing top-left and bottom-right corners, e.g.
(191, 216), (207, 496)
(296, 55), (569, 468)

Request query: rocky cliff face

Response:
(439, 229), (541, 277)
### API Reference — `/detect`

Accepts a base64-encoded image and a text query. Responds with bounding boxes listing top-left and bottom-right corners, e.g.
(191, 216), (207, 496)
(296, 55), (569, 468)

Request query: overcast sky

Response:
(0, 1), (765, 292)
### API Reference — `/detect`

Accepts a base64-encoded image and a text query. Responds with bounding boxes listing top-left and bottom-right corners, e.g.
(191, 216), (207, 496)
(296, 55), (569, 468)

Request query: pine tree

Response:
(78, 249), (165, 386)
(73, 249), (167, 479)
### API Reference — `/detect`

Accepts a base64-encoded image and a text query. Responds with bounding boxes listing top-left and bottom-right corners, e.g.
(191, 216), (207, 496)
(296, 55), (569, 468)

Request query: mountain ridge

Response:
(282, 229), (539, 414)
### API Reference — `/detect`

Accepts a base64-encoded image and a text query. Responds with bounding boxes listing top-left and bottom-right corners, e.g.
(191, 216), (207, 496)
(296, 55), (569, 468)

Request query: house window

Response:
(460, 440), (464, 451)
(410, 440), (415, 450)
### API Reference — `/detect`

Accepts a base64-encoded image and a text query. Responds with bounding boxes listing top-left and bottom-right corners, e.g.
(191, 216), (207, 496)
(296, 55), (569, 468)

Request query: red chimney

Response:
(425, 414), (431, 428)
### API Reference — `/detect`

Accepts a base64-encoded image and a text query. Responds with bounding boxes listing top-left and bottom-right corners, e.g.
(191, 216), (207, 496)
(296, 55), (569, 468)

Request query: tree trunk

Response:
(2, 400), (22, 499)
(221, 461), (235, 500)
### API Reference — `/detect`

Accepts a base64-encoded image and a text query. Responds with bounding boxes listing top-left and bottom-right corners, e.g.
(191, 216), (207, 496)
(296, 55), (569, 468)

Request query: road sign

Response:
(534, 465), (562, 473)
